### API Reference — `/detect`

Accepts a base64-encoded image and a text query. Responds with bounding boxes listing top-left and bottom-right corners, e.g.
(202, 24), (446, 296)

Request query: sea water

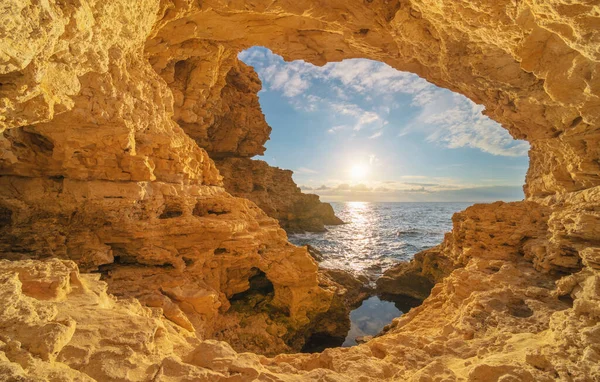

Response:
(289, 201), (471, 347)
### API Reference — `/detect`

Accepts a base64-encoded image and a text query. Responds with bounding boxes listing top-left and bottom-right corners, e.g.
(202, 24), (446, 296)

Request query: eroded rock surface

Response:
(378, 201), (552, 300)
(1, 0), (599, 381)
(149, 41), (343, 233)
(217, 158), (343, 233)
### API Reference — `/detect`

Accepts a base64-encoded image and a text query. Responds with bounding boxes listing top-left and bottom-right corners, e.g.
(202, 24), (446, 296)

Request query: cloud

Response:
(369, 131), (383, 139)
(355, 112), (381, 131)
(351, 184), (371, 191)
(329, 102), (387, 132)
(413, 92), (530, 157)
(238, 48), (265, 62)
(304, 175), (499, 196)
(295, 167), (318, 174)
(404, 182), (438, 187)
(328, 124), (348, 134)
(306, 184), (525, 203)
(240, 47), (529, 157)
(323, 60), (431, 96)
(405, 187), (428, 193)
(261, 63), (311, 97)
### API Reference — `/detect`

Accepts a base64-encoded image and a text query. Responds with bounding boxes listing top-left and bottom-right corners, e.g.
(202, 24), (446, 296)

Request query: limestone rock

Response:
(216, 157), (344, 233)
(320, 268), (373, 309)
(379, 201), (553, 300)
(3, 254), (599, 381)
(376, 257), (436, 301)
(149, 43), (343, 233)
(151, 47), (272, 159)
(0, 174), (350, 353)
(306, 244), (325, 262)
(0, 0), (599, 381)
(355, 335), (373, 344)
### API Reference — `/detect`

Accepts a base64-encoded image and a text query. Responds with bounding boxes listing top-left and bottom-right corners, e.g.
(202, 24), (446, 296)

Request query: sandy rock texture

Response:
(1, 0), (599, 381)
(217, 158), (343, 233)
(149, 40), (342, 233)
(0, 0), (347, 354)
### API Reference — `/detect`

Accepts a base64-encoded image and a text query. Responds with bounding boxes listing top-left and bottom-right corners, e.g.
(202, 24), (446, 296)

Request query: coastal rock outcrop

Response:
(0, 175), (350, 353)
(378, 201), (552, 300)
(216, 158), (343, 233)
(1, 0), (599, 381)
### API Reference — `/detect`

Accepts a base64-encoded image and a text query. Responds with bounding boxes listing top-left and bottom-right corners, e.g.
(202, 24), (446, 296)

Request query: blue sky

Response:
(239, 47), (530, 202)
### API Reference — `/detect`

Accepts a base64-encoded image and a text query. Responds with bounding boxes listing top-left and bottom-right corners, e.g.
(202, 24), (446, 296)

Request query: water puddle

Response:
(343, 296), (400, 346)
(302, 295), (423, 352)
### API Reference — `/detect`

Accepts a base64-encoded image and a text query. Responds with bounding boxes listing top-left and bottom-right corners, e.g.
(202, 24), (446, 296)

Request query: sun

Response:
(350, 164), (368, 181)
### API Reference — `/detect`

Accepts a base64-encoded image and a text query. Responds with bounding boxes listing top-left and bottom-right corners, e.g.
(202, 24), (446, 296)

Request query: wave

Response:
(289, 202), (464, 278)
(396, 229), (421, 235)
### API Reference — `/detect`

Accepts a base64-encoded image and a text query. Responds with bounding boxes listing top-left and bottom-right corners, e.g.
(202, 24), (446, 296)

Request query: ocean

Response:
(289, 201), (472, 347)
(289, 201), (471, 280)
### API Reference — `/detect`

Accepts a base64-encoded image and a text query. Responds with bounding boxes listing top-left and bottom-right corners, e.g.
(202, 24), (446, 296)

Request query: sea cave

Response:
(0, 1), (599, 381)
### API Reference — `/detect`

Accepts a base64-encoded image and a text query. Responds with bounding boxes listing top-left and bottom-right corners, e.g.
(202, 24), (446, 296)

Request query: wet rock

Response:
(378, 201), (553, 301)
(320, 268), (373, 308)
(376, 263), (435, 301)
(306, 244), (324, 262)
(298, 268), (374, 353)
(376, 251), (441, 301)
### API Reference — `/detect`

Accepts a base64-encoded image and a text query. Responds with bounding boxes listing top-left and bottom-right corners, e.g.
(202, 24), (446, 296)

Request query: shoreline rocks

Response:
(216, 158), (344, 233)
(376, 248), (448, 301)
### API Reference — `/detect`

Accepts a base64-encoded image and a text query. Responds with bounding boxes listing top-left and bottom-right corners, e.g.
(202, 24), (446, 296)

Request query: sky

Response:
(238, 47), (530, 203)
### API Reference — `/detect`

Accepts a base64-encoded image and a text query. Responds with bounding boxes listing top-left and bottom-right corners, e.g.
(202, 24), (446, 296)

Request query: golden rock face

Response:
(0, 0), (599, 380)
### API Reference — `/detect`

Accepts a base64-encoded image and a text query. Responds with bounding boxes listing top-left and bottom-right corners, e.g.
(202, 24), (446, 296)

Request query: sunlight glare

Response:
(350, 164), (368, 181)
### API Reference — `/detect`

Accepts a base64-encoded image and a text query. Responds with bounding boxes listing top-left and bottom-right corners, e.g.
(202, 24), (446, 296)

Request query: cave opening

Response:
(229, 268), (275, 303)
(1, 2), (597, 379)
(235, 46), (531, 350)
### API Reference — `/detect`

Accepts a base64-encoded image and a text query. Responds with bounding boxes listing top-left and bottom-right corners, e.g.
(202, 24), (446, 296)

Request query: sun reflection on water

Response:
(339, 202), (381, 273)
(289, 202), (471, 281)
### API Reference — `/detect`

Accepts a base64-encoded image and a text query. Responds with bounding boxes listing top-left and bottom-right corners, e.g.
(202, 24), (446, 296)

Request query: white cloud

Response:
(240, 47), (528, 157)
(300, 176), (524, 201)
(356, 112), (381, 131)
(261, 63), (311, 97)
(416, 93), (530, 157)
(323, 60), (432, 97)
(329, 102), (387, 132)
(295, 167), (318, 174)
(400, 175), (428, 180)
(328, 125), (347, 134)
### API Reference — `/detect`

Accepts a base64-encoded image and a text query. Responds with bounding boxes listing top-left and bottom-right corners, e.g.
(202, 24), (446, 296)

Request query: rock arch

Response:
(0, 1), (598, 380)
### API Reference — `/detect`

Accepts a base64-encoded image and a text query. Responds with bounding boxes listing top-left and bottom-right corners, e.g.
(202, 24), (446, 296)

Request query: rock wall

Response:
(149, 41), (343, 232)
(0, 0), (348, 355)
(1, 0), (599, 381)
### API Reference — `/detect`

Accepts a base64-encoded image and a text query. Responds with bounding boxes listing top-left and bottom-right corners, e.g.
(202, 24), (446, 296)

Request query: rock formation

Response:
(377, 201), (551, 300)
(216, 158), (343, 232)
(1, 0), (599, 381)
(149, 43), (342, 232)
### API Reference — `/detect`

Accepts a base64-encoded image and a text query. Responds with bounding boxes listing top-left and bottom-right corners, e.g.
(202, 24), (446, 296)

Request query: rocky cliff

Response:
(216, 158), (343, 233)
(1, 0), (599, 381)
(150, 43), (342, 232)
